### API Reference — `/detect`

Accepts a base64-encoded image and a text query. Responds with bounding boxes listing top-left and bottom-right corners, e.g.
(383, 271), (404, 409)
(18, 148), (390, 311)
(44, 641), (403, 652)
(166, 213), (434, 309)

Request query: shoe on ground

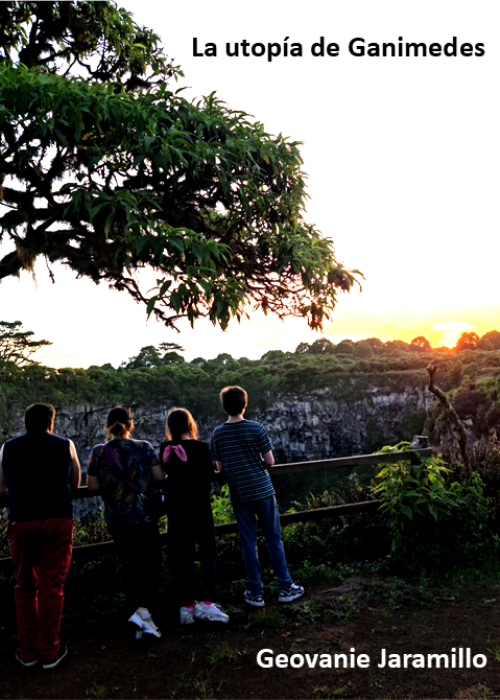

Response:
(128, 607), (161, 638)
(180, 604), (196, 625)
(194, 601), (230, 623)
(243, 589), (265, 607)
(279, 583), (305, 603)
(15, 650), (38, 667)
(42, 644), (68, 670)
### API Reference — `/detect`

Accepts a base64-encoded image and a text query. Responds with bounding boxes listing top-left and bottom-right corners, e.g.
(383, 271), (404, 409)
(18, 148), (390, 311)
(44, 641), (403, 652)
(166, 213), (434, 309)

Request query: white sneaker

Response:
(128, 607), (161, 638)
(194, 602), (230, 623)
(244, 589), (265, 607)
(180, 605), (196, 625)
(278, 583), (305, 603)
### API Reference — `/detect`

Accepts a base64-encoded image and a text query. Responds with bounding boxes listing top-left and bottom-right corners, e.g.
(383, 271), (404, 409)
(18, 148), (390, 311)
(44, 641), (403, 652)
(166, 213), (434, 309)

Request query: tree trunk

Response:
(426, 363), (472, 477)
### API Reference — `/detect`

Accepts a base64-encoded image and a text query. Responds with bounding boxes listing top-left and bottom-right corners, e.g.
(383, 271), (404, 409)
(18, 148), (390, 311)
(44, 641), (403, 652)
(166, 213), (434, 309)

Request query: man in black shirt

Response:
(0, 403), (81, 669)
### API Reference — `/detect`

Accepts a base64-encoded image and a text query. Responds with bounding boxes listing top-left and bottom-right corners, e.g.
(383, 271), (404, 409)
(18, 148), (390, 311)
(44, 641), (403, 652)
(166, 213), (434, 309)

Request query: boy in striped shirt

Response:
(211, 386), (304, 607)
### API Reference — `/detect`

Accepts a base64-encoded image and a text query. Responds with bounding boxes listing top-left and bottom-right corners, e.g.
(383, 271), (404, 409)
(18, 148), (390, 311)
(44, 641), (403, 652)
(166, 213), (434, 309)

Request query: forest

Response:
(2, 325), (500, 446)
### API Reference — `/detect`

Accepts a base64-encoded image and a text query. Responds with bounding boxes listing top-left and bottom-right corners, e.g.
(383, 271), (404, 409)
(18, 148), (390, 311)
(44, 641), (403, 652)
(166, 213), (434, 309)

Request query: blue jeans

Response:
(232, 495), (293, 595)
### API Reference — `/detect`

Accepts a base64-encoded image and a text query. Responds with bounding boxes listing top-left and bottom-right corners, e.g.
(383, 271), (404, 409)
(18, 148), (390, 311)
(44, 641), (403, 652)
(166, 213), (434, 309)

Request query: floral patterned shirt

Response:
(88, 438), (159, 525)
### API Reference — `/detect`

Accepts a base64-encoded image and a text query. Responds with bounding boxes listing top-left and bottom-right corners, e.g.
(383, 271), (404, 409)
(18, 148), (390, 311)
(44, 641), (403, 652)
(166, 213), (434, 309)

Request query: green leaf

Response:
(146, 295), (157, 318)
(170, 292), (181, 312)
(104, 213), (114, 237)
(134, 238), (148, 254)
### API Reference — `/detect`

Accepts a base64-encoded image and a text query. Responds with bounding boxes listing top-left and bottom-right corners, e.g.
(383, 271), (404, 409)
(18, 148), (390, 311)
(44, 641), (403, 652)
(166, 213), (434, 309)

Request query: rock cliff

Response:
(4, 380), (430, 467)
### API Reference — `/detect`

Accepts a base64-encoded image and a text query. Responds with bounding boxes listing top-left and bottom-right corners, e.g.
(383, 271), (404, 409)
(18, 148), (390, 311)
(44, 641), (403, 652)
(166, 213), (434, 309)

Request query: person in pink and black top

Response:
(159, 408), (229, 625)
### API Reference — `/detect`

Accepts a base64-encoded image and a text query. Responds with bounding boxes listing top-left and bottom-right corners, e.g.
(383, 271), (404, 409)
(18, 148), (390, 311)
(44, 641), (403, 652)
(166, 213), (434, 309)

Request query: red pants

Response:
(8, 517), (73, 663)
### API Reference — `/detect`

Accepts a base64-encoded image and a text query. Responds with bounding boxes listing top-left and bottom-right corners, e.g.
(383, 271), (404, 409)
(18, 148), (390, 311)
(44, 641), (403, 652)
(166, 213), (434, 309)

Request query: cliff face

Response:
(260, 385), (428, 462)
(2, 380), (429, 518)
(4, 382), (429, 467)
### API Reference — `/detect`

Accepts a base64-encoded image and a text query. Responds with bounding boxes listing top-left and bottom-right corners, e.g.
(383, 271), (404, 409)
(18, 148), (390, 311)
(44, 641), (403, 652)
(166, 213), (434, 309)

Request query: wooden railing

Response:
(0, 446), (432, 571)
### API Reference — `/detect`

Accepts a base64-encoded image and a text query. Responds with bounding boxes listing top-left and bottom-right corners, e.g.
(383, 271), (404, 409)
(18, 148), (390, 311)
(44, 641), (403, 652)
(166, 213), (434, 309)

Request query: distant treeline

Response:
(2, 330), (500, 443)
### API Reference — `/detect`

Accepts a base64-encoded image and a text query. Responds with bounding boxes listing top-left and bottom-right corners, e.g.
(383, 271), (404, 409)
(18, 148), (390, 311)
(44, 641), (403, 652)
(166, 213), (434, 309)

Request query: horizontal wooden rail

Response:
(0, 447), (430, 571)
(6, 446), (431, 503)
(0, 500), (380, 573)
(269, 448), (432, 477)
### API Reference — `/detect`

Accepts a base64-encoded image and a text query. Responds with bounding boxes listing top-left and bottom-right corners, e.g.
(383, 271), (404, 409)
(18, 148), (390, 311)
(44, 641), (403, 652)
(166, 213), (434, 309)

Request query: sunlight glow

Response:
(432, 322), (476, 348)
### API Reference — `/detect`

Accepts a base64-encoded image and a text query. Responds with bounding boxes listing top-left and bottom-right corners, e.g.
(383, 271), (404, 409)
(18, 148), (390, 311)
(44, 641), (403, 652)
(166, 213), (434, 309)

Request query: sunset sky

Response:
(1, 0), (499, 367)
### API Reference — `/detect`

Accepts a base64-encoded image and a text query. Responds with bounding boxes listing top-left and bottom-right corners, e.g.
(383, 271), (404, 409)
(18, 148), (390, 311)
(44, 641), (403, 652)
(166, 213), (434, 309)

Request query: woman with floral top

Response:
(87, 406), (164, 638)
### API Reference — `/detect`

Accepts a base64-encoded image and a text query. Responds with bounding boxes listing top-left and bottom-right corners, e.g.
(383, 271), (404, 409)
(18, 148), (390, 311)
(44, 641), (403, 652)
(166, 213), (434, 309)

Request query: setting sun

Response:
(431, 322), (476, 349)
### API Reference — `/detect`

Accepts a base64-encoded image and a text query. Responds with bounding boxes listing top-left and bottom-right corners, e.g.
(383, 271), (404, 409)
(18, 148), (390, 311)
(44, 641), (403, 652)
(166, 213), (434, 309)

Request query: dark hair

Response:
(105, 406), (134, 439)
(166, 408), (198, 443)
(220, 386), (248, 416)
(24, 403), (56, 432)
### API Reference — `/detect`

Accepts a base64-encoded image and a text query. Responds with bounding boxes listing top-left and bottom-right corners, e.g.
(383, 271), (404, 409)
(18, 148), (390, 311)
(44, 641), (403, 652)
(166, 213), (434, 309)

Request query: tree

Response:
(353, 340), (374, 358)
(123, 342), (185, 368)
(364, 337), (384, 352)
(426, 363), (471, 477)
(455, 332), (479, 352)
(158, 341), (185, 365)
(477, 330), (500, 351)
(0, 1), (361, 332)
(333, 339), (354, 354)
(384, 340), (410, 352)
(410, 336), (432, 352)
(123, 345), (162, 369)
(0, 320), (52, 365)
(261, 349), (288, 362)
(310, 338), (335, 355)
(294, 342), (310, 354)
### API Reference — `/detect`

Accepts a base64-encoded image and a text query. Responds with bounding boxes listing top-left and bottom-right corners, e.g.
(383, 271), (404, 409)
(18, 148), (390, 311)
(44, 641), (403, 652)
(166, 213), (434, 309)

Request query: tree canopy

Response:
(455, 332), (480, 352)
(0, 1), (361, 331)
(477, 330), (500, 351)
(0, 320), (51, 365)
(410, 336), (432, 352)
(123, 342), (185, 369)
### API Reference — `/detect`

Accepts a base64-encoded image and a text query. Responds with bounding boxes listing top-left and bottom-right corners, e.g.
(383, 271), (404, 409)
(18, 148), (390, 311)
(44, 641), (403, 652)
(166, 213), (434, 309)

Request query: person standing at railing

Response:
(211, 386), (304, 608)
(87, 406), (164, 640)
(0, 403), (81, 669)
(159, 407), (229, 625)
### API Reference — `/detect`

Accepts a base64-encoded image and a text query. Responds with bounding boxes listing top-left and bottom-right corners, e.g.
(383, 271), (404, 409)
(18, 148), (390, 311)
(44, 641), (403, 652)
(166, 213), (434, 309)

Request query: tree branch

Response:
(426, 363), (471, 477)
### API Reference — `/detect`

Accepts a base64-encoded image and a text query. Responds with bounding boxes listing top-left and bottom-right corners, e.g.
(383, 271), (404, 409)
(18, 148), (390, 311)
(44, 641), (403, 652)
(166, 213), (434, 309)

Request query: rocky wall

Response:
(4, 383), (429, 468)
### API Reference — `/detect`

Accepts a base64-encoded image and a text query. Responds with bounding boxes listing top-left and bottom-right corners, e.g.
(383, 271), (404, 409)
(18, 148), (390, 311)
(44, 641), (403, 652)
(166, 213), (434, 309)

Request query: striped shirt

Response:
(211, 420), (275, 504)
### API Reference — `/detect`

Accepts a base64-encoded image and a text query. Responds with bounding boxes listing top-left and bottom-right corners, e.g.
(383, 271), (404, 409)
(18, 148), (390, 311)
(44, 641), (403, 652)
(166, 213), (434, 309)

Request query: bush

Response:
(372, 449), (494, 570)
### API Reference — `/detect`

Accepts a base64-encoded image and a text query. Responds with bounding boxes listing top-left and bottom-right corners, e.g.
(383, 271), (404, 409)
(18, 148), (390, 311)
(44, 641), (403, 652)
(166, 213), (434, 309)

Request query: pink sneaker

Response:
(180, 604), (196, 625)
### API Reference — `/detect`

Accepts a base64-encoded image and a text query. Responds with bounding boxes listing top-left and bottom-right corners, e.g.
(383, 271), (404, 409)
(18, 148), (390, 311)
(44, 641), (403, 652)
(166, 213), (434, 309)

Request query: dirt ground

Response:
(2, 576), (500, 700)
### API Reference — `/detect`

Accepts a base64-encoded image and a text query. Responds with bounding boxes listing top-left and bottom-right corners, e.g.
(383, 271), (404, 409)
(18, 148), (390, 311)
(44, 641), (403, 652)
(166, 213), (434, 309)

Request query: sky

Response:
(1, 0), (499, 367)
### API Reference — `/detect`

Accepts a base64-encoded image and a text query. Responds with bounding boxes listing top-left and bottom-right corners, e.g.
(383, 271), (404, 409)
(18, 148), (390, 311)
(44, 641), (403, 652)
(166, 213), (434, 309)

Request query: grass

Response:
(325, 596), (359, 622)
(171, 669), (223, 700)
(313, 683), (352, 699)
(487, 644), (500, 663)
(294, 559), (342, 587)
(243, 609), (286, 632)
(285, 597), (323, 625)
(208, 643), (249, 665)
(86, 685), (109, 699)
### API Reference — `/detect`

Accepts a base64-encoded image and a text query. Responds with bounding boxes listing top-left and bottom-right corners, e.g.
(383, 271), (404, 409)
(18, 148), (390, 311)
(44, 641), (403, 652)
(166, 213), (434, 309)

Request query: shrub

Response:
(372, 449), (494, 570)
